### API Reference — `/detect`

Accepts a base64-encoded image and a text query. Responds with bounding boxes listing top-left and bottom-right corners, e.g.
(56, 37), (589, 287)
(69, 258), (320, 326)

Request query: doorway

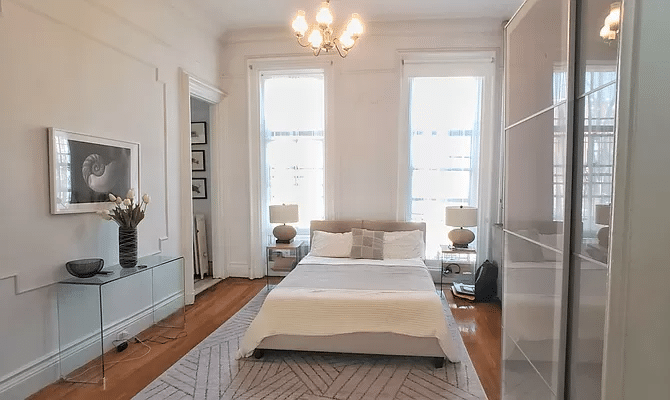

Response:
(190, 96), (220, 295)
(180, 69), (227, 305)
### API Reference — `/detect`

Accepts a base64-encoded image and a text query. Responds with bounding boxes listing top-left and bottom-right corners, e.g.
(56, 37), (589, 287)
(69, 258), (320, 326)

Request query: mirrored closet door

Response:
(502, 0), (621, 398)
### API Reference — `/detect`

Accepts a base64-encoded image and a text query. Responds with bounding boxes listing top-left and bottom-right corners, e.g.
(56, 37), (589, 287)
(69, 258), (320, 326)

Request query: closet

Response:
(502, 0), (620, 398)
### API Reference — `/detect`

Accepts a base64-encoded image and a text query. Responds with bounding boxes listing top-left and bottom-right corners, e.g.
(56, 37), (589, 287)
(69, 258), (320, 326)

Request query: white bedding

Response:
(237, 255), (460, 361)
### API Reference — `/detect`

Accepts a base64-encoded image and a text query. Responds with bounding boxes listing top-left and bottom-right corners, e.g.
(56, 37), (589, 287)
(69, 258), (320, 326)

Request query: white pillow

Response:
(310, 231), (353, 258)
(383, 230), (425, 259)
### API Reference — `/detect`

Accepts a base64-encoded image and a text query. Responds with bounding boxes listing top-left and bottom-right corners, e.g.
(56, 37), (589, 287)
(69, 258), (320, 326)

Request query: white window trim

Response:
(397, 51), (497, 263)
(248, 57), (334, 279)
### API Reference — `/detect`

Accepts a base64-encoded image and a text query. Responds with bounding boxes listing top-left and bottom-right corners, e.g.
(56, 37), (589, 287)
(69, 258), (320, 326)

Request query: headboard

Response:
(309, 220), (426, 244)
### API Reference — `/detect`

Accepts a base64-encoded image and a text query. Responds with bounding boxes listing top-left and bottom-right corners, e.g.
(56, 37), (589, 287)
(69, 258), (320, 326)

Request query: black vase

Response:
(119, 227), (138, 268)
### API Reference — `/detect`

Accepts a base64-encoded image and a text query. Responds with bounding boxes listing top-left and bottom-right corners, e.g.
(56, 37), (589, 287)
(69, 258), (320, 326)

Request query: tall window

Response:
(261, 71), (325, 235)
(409, 77), (482, 257)
(552, 68), (616, 228)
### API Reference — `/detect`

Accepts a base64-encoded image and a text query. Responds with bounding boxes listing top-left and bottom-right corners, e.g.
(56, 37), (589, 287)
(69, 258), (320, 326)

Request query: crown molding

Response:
(221, 18), (505, 46)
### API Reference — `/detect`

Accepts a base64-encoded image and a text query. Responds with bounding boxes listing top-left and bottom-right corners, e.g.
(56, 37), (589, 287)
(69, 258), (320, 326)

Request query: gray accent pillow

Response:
(350, 228), (384, 260)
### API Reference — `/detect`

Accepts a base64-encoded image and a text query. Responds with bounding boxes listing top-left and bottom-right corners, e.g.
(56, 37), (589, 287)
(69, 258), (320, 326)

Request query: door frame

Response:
(179, 68), (227, 304)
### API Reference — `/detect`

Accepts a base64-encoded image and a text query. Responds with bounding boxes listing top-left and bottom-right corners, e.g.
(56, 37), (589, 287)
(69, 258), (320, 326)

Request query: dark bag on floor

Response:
(474, 260), (498, 302)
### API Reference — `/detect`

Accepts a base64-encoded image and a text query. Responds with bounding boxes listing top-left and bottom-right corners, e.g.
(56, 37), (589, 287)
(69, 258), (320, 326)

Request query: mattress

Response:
(237, 255), (460, 362)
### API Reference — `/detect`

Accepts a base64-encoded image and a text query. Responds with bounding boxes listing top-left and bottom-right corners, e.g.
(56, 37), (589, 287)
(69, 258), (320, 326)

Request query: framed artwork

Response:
(48, 128), (140, 214)
(191, 122), (207, 144)
(192, 178), (207, 199)
(191, 150), (206, 171)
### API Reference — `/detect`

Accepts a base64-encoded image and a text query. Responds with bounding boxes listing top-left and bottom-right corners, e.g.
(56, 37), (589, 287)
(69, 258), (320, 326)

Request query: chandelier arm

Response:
(334, 42), (348, 58)
(296, 35), (312, 48)
(313, 46), (322, 56)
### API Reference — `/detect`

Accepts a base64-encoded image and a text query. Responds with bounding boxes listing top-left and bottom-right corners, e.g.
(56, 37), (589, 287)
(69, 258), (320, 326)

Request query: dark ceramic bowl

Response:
(66, 258), (104, 278)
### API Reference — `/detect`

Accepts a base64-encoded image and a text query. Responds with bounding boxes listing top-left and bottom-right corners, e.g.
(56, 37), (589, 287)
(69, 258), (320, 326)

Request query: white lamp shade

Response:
(445, 206), (478, 228)
(269, 204), (299, 224)
(595, 204), (611, 225)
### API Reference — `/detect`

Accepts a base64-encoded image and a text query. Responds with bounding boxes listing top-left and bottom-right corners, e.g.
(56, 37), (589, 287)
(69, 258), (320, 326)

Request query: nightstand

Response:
(439, 244), (477, 295)
(266, 241), (307, 285)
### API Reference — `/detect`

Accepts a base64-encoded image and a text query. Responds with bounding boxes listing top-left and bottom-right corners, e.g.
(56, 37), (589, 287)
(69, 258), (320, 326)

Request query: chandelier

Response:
(291, 1), (364, 58)
(600, 2), (621, 41)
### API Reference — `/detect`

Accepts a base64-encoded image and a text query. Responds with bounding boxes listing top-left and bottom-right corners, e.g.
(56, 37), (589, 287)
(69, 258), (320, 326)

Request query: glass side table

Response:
(266, 241), (307, 289)
(57, 255), (185, 386)
(439, 245), (477, 295)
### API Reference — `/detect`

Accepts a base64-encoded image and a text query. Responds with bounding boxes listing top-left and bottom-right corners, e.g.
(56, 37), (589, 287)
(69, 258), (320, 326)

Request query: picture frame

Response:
(48, 128), (140, 214)
(191, 150), (206, 171)
(191, 121), (207, 144)
(192, 178), (207, 199)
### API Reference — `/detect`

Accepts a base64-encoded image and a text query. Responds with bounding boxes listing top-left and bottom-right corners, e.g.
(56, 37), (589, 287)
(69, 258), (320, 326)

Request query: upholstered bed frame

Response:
(309, 219), (427, 246)
(256, 220), (449, 363)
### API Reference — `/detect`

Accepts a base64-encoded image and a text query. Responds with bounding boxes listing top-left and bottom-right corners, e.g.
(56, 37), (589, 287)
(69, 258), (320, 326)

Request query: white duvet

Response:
(237, 255), (460, 362)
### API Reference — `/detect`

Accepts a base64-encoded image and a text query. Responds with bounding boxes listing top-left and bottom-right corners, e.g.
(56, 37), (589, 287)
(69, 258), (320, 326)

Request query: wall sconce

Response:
(600, 2), (621, 42)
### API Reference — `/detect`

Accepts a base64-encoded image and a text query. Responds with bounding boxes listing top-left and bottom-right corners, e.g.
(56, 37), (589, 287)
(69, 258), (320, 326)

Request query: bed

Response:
(237, 220), (461, 365)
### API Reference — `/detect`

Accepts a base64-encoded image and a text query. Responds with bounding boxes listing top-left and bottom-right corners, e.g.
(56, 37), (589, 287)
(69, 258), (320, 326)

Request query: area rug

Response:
(133, 288), (487, 400)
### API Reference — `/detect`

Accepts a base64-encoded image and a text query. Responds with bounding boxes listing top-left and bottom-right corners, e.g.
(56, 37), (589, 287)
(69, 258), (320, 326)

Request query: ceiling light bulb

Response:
(316, 2), (333, 26)
(600, 25), (615, 40)
(292, 11), (308, 36)
(339, 32), (355, 49)
(605, 7), (621, 29)
(308, 29), (323, 49)
(347, 13), (364, 37)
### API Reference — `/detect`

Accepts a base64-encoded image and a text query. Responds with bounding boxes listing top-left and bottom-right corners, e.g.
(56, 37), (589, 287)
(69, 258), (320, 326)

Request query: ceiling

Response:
(188, 0), (524, 36)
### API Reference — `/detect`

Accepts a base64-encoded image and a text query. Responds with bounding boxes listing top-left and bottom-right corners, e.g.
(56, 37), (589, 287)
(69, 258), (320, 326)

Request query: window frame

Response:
(247, 58), (334, 279)
(260, 70), (326, 236)
(397, 51), (497, 261)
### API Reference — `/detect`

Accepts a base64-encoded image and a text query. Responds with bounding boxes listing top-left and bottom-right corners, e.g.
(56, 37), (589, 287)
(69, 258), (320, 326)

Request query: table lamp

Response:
(269, 204), (299, 244)
(445, 205), (478, 248)
(595, 203), (611, 247)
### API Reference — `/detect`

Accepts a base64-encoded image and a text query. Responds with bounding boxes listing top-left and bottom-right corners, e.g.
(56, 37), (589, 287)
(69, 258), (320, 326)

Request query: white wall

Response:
(0, 0), (221, 397)
(605, 0), (670, 398)
(219, 19), (504, 277)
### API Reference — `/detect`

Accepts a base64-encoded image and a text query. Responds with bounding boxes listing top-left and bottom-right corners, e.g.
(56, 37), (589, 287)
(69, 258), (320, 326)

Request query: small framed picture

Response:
(191, 150), (206, 171)
(192, 178), (207, 199)
(191, 122), (207, 144)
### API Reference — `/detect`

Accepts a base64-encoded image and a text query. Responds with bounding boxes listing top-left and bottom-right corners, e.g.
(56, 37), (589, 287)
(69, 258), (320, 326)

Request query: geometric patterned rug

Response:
(133, 287), (487, 400)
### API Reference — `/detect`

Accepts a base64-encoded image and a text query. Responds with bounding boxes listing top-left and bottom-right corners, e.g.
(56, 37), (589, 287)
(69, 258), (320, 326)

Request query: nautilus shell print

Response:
(82, 154), (122, 193)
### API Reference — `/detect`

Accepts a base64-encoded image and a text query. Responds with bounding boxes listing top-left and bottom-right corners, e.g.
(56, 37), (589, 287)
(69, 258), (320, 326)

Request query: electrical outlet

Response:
(116, 330), (129, 341)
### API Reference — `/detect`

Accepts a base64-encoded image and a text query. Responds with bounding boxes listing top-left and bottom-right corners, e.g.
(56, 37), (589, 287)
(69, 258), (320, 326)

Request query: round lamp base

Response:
(448, 228), (475, 248)
(597, 226), (610, 247)
(273, 224), (297, 244)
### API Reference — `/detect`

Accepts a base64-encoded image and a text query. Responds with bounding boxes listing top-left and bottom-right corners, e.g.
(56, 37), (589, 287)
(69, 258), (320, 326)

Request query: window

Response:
(552, 68), (616, 229)
(408, 76), (483, 257)
(580, 69), (616, 236)
(261, 71), (325, 236)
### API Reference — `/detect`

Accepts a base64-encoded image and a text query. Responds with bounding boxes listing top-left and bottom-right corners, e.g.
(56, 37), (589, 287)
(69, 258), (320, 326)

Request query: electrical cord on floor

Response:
(143, 330), (187, 344)
(61, 336), (152, 382)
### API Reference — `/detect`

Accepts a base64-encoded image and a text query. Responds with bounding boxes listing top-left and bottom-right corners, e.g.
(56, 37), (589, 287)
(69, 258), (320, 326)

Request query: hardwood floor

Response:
(446, 288), (502, 400)
(29, 278), (500, 400)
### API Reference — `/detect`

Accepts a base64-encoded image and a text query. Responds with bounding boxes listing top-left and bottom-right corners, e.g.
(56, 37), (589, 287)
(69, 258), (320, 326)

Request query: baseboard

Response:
(227, 262), (249, 277)
(0, 291), (183, 399)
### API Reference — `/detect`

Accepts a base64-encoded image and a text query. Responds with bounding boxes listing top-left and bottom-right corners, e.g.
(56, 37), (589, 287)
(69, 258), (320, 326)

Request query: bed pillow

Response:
(350, 228), (384, 260)
(310, 231), (353, 258)
(383, 230), (425, 259)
